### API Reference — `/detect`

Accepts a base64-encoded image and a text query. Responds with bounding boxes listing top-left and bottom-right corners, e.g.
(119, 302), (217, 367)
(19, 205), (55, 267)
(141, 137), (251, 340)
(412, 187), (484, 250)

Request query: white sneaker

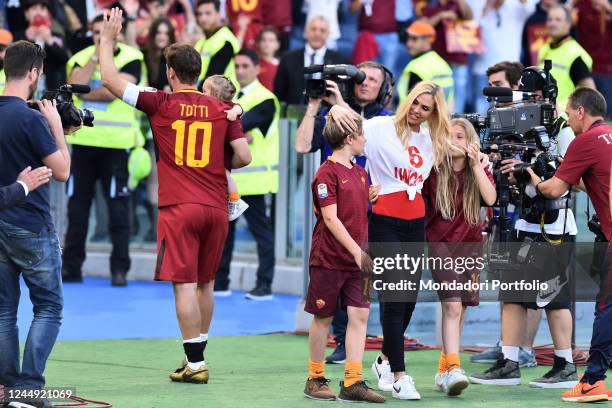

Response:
(392, 375), (421, 400)
(371, 356), (394, 392)
(228, 199), (249, 221)
(435, 371), (447, 391)
(444, 368), (469, 396)
(213, 289), (232, 297)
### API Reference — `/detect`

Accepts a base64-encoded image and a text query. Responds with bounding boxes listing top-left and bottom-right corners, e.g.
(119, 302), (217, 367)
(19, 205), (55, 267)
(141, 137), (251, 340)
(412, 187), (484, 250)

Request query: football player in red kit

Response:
(99, 8), (252, 383)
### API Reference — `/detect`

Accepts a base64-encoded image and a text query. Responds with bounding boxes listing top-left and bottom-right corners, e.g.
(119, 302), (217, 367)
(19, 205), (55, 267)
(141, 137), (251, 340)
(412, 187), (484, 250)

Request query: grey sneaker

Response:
(518, 347), (537, 368)
(469, 358), (521, 385)
(470, 343), (502, 364)
(529, 356), (578, 388)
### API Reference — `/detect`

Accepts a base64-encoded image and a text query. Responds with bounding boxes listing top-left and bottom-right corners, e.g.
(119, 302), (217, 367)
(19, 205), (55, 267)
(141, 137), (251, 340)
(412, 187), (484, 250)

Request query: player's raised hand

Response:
(101, 7), (123, 42)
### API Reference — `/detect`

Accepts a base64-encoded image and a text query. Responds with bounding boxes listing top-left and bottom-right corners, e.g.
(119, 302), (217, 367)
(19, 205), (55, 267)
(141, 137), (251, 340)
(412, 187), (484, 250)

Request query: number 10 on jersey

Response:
(171, 120), (212, 168)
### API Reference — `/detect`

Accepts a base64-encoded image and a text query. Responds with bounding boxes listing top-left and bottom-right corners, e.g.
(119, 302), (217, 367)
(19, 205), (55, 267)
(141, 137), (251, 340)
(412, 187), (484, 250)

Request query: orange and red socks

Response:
(308, 360), (325, 379)
(446, 353), (461, 371)
(438, 352), (447, 373)
(344, 362), (362, 387)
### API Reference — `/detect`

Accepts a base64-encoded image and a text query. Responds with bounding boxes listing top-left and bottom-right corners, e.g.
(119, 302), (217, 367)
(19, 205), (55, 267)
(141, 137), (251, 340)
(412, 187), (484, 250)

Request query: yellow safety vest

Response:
(195, 26), (240, 89)
(0, 69), (5, 94)
(397, 50), (454, 106)
(66, 44), (146, 149)
(538, 38), (593, 111)
(232, 80), (280, 196)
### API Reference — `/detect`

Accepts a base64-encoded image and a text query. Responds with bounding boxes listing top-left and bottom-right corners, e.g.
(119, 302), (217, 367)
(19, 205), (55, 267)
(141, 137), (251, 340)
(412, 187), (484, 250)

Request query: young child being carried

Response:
(202, 74), (249, 221)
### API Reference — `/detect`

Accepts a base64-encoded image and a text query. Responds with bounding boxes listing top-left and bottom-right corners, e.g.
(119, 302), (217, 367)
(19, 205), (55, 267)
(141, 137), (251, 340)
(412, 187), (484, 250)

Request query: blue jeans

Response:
(583, 301), (612, 383)
(473, 73), (490, 114)
(0, 219), (63, 388)
(451, 63), (469, 113)
(374, 32), (403, 79)
(593, 74), (612, 119)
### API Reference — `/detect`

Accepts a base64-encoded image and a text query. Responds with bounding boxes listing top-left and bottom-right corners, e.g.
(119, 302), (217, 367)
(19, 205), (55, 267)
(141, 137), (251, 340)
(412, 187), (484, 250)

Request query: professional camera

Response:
(453, 61), (570, 241)
(29, 84), (95, 128)
(304, 64), (366, 101)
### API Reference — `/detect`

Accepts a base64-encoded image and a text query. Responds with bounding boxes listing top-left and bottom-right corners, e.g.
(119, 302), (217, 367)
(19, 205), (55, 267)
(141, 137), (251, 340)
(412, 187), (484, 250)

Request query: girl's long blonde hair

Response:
(435, 118), (482, 226)
(394, 81), (451, 166)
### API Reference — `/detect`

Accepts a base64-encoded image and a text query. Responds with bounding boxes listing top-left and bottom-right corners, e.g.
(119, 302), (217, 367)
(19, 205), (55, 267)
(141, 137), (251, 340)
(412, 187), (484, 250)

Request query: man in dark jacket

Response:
(274, 15), (348, 106)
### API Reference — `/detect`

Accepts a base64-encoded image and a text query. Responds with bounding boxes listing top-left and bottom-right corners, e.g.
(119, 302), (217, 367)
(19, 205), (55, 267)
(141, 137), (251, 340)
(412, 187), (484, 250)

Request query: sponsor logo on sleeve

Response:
(317, 183), (328, 199)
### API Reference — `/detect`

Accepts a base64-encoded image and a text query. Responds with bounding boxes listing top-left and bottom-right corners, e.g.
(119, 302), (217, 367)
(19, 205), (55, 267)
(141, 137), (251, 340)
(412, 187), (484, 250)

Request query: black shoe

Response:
(529, 356), (578, 388)
(245, 286), (273, 301)
(325, 342), (346, 364)
(111, 272), (128, 287)
(61, 269), (83, 283)
(469, 358), (521, 385)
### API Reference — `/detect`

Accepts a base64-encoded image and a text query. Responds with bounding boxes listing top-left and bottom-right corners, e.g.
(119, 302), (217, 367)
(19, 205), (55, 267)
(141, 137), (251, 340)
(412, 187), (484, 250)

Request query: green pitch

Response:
(45, 334), (584, 407)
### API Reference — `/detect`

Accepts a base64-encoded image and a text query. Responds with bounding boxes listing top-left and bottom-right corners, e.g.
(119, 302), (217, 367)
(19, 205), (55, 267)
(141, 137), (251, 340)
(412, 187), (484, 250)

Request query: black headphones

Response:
(520, 66), (559, 103)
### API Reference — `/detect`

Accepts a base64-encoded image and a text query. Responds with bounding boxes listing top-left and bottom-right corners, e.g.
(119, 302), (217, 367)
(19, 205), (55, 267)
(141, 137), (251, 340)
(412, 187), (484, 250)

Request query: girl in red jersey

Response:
(423, 118), (496, 396)
(303, 114), (385, 403)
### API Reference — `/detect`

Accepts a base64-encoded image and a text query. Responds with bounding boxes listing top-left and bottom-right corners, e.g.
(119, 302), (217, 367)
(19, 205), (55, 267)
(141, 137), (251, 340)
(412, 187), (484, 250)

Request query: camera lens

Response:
(79, 108), (95, 127)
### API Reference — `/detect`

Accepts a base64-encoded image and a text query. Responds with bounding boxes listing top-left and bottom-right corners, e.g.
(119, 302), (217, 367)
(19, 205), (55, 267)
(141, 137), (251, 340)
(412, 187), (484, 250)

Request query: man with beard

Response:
(0, 40), (74, 408)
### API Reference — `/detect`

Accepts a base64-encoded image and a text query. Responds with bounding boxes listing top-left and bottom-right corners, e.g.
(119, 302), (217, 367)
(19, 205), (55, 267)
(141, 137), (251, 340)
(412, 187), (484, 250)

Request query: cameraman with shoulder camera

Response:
(470, 68), (579, 388)
(0, 40), (75, 406)
(294, 61), (393, 364)
(531, 87), (612, 403)
(295, 61), (393, 158)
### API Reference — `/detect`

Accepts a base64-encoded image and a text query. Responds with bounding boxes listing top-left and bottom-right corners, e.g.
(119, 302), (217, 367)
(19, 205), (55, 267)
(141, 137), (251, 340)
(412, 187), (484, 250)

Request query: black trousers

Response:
(369, 214), (425, 373)
(63, 145), (131, 276)
(215, 194), (275, 290)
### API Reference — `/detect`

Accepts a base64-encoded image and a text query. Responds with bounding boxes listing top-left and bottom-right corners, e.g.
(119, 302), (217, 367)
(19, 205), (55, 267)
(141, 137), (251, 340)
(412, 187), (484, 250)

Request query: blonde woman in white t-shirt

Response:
(329, 81), (451, 400)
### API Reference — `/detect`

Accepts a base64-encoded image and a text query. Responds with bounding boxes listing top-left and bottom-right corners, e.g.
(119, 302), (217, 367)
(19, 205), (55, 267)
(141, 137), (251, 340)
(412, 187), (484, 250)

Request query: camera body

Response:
(28, 84), (95, 129)
(304, 64), (366, 101)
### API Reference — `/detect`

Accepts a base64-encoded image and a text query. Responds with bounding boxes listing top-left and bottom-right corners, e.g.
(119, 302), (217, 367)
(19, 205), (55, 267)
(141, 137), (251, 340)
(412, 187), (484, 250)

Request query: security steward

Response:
(215, 48), (279, 301)
(397, 20), (454, 106)
(537, 4), (595, 111)
(62, 13), (144, 286)
(194, 0), (240, 89)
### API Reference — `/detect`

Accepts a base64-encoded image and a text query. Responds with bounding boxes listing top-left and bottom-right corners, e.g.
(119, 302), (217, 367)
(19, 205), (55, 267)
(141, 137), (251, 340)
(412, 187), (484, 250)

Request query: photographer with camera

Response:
(470, 68), (579, 388)
(528, 87), (611, 402)
(295, 60), (393, 364)
(62, 13), (145, 286)
(0, 40), (76, 405)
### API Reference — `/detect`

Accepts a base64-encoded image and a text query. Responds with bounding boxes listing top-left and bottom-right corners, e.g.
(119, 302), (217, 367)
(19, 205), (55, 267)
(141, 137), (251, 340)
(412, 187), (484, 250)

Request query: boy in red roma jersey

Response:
(303, 113), (385, 403)
(98, 8), (252, 384)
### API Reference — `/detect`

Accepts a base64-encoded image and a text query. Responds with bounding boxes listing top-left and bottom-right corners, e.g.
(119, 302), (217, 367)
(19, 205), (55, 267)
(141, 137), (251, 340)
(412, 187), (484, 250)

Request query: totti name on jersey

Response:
(179, 103), (209, 118)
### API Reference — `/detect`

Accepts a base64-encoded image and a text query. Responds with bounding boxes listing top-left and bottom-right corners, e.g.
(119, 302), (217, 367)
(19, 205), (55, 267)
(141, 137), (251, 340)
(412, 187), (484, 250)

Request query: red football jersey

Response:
(136, 89), (245, 210)
(309, 158), (369, 271)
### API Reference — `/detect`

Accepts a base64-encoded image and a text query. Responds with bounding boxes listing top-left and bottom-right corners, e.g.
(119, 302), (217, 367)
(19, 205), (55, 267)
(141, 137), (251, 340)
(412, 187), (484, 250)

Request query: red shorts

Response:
(155, 203), (228, 283)
(304, 266), (370, 317)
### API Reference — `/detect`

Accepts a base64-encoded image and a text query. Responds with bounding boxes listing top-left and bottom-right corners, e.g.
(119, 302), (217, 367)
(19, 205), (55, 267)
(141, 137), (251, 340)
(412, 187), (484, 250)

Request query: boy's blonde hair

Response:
(205, 75), (236, 101)
(323, 113), (363, 150)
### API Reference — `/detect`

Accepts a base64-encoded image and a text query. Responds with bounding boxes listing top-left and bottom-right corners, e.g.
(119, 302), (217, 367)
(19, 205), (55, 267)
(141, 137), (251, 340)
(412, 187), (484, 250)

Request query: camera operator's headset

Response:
(519, 66), (558, 104)
(370, 63), (395, 107)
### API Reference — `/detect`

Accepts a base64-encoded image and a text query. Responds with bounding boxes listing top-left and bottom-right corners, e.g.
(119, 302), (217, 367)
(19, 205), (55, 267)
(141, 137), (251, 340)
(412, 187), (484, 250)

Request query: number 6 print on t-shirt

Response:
(408, 146), (423, 168)
(172, 120), (212, 168)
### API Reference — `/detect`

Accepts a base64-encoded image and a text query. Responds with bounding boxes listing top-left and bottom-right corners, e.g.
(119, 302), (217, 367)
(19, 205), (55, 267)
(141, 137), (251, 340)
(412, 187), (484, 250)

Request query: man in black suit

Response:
(0, 166), (52, 211)
(274, 15), (348, 106)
